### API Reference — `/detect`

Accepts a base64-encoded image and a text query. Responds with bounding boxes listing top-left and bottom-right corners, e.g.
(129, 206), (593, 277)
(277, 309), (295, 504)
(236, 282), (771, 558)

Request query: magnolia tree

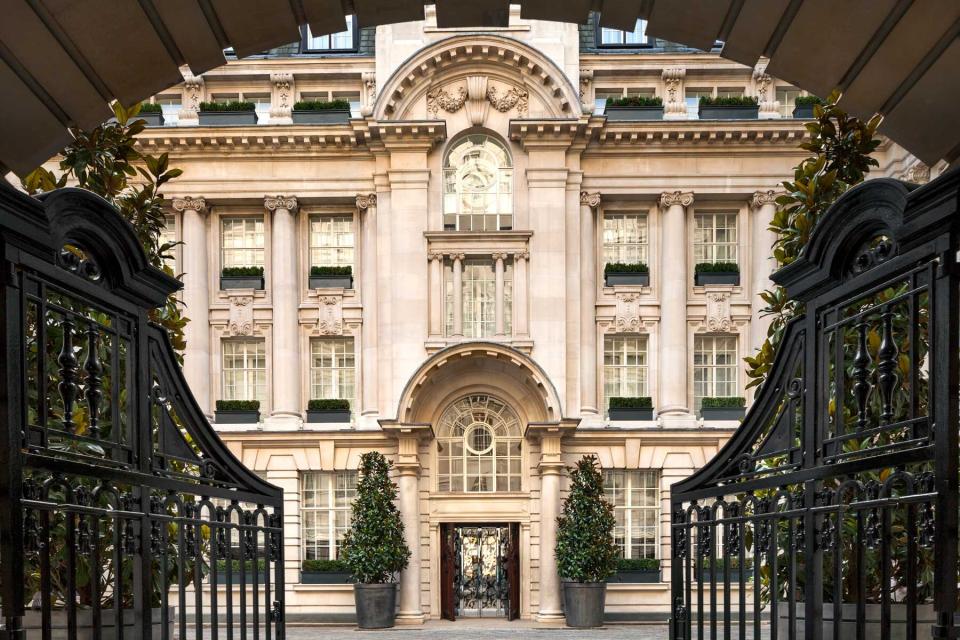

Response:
(556, 455), (619, 583)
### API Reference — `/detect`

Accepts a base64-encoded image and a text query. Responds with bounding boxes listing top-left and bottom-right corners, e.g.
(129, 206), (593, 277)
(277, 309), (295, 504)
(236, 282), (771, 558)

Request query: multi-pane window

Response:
(444, 258), (513, 338)
(694, 335), (738, 409)
(309, 337), (355, 403)
(685, 88), (713, 119)
(777, 87), (802, 117)
(301, 471), (357, 561)
(221, 217), (265, 269)
(248, 94), (271, 124)
(694, 213), (738, 264)
(309, 215), (354, 269)
(604, 470), (660, 559)
(304, 18), (355, 51)
(222, 339), (267, 404)
(437, 395), (522, 493)
(599, 19), (649, 46)
(603, 213), (648, 266)
(603, 335), (649, 415)
(155, 94), (180, 126)
(333, 91), (362, 117)
(443, 135), (513, 232)
(159, 213), (176, 272)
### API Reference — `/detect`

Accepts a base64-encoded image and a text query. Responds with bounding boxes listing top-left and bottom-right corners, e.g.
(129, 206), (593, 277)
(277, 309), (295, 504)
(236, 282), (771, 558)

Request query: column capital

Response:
(264, 195), (298, 212)
(659, 190), (694, 209)
(356, 193), (377, 210)
(750, 189), (780, 208)
(171, 196), (206, 213)
(513, 250), (529, 261)
(579, 191), (601, 208)
(428, 251), (445, 262)
(492, 252), (509, 261)
(452, 252), (466, 262)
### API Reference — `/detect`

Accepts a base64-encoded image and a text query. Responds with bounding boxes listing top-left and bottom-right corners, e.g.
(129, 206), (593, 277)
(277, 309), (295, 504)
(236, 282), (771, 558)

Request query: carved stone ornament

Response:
(487, 84), (529, 117)
(751, 190), (778, 208)
(427, 85), (467, 118)
(662, 67), (686, 116)
(902, 162), (931, 184)
(172, 196), (206, 213)
(270, 72), (293, 118)
(317, 295), (343, 335)
(227, 295), (255, 336)
(264, 195), (298, 212)
(579, 69), (593, 107)
(580, 191), (601, 208)
(615, 292), (643, 333)
(356, 193), (377, 210)
(753, 62), (776, 114)
(705, 292), (733, 332)
(660, 191), (694, 209)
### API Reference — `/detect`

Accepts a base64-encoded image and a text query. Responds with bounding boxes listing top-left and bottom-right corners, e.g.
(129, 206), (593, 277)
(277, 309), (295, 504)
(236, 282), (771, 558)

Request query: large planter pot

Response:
(306, 409), (351, 423)
(700, 406), (746, 421)
(695, 272), (740, 286)
(293, 109), (351, 124)
(608, 407), (654, 421)
(221, 275), (264, 290)
(138, 111), (164, 127)
(215, 410), (260, 424)
(354, 583), (397, 629)
(605, 106), (664, 121)
(699, 105), (759, 120)
(612, 569), (660, 583)
(23, 607), (173, 640)
(302, 570), (352, 584)
(308, 275), (353, 289)
(777, 602), (937, 640)
(199, 111), (257, 125)
(605, 272), (649, 287)
(563, 582), (607, 628)
(793, 105), (816, 119)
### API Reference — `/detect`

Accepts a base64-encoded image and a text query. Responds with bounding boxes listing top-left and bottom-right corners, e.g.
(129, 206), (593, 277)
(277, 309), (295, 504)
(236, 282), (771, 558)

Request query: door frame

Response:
(438, 522), (521, 621)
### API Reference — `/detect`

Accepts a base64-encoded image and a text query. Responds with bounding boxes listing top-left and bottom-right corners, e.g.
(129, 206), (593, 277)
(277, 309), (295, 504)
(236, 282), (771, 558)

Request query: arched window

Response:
(443, 134), (513, 232)
(437, 394), (521, 492)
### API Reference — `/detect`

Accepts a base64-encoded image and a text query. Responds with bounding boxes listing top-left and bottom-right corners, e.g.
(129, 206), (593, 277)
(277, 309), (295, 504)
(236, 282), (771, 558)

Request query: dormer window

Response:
(443, 135), (513, 232)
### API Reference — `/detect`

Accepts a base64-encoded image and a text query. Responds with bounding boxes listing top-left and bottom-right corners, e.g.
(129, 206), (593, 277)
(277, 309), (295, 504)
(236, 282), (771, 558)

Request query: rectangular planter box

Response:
(700, 406), (746, 421)
(698, 105), (759, 120)
(605, 272), (649, 287)
(609, 407), (654, 421)
(777, 602), (936, 640)
(695, 272), (740, 286)
(213, 571), (269, 584)
(308, 275), (353, 289)
(215, 410), (260, 424)
(306, 409), (351, 423)
(301, 570), (352, 584)
(221, 275), (264, 290)
(792, 105), (816, 119)
(604, 106), (664, 121)
(139, 111), (164, 127)
(697, 569), (749, 583)
(199, 111), (258, 126)
(612, 569), (661, 583)
(293, 109), (351, 124)
(23, 607), (173, 640)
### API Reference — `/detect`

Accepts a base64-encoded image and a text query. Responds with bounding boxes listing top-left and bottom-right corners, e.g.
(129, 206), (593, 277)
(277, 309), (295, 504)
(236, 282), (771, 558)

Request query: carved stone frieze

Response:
(427, 85), (467, 118)
(317, 295), (343, 335)
(487, 84), (528, 117)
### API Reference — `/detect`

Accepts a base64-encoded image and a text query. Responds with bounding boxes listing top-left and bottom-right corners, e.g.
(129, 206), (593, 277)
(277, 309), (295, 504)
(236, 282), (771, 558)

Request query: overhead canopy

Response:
(1, 0), (958, 175)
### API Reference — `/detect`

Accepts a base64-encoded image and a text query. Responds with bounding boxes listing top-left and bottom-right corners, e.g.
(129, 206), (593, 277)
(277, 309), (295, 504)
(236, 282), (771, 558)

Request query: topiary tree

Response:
(556, 455), (619, 583)
(340, 451), (410, 584)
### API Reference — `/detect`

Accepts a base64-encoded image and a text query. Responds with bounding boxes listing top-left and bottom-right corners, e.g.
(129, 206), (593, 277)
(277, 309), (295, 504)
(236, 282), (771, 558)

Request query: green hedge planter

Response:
(215, 409), (260, 424)
(306, 409), (351, 423)
(698, 104), (759, 120)
(293, 109), (351, 124)
(309, 274), (353, 289)
(605, 106), (664, 121)
(139, 112), (164, 127)
(608, 397), (654, 421)
(793, 104), (816, 119)
(611, 568), (660, 583)
(301, 570), (352, 584)
(199, 111), (257, 126)
(700, 406), (746, 420)
(605, 272), (649, 286)
(221, 268), (264, 290)
(609, 407), (654, 421)
(695, 271), (740, 286)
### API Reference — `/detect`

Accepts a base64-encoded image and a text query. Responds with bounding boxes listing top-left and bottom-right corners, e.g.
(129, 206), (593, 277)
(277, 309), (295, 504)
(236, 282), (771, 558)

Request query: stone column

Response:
(451, 253), (464, 337)
(427, 252), (444, 338)
(514, 251), (529, 337)
(174, 197), (211, 416)
(579, 192), (601, 416)
(357, 194), (379, 417)
(494, 252), (506, 336)
(749, 190), (780, 354)
(659, 191), (694, 417)
(265, 195), (300, 426)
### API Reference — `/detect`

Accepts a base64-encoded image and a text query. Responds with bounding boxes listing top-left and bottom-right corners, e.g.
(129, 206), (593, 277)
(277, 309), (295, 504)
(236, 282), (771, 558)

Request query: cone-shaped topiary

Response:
(340, 451), (411, 583)
(556, 455), (619, 583)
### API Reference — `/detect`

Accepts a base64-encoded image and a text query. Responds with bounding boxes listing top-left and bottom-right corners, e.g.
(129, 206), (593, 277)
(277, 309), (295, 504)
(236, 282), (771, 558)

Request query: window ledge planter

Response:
(793, 105), (816, 119)
(199, 111), (258, 126)
(221, 275), (264, 290)
(301, 569), (352, 584)
(608, 407), (654, 421)
(605, 272), (649, 287)
(306, 409), (351, 423)
(292, 109), (351, 124)
(309, 274), (353, 289)
(694, 272), (740, 286)
(698, 105), (759, 120)
(214, 409), (261, 424)
(605, 106), (664, 121)
(612, 569), (660, 583)
(139, 111), (164, 127)
(700, 406), (746, 420)
(214, 570), (269, 583)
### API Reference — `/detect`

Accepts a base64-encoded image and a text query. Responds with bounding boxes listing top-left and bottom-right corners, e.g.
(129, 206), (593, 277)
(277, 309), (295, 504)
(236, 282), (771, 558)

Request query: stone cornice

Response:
(509, 118), (587, 149)
(368, 120), (446, 150)
(135, 125), (366, 155)
(591, 119), (811, 148)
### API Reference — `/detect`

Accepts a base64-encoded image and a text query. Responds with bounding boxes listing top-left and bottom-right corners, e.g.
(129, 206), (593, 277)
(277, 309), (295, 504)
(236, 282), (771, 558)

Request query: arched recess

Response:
(390, 341), (563, 427)
(373, 34), (582, 121)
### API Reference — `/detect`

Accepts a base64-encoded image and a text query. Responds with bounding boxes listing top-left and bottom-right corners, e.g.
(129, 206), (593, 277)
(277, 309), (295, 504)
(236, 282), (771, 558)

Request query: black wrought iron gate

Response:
(0, 184), (285, 639)
(670, 174), (960, 639)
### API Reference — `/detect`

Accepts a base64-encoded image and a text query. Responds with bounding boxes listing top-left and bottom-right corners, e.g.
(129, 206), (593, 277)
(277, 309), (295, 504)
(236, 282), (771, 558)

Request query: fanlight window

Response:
(437, 394), (522, 492)
(443, 135), (513, 232)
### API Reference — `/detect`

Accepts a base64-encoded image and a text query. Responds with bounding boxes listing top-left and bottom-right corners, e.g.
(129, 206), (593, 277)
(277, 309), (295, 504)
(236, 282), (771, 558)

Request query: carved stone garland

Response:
(317, 295), (343, 335)
(426, 76), (529, 122)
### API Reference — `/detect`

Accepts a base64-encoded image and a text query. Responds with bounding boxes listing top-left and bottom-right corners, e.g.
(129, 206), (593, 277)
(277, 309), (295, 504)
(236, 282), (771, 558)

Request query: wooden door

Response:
(507, 523), (520, 620)
(440, 524), (456, 621)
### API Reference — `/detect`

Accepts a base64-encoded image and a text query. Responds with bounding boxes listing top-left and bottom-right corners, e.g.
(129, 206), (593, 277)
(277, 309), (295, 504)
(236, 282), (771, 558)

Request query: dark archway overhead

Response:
(0, 0), (958, 175)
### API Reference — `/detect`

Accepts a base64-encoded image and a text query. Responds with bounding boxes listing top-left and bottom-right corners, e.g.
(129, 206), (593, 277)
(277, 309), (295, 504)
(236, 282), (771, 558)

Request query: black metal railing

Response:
(0, 183), (284, 639)
(670, 172), (960, 640)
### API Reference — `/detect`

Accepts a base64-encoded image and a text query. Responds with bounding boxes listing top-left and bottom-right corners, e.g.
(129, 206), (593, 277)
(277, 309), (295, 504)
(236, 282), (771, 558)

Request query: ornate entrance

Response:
(441, 523), (520, 620)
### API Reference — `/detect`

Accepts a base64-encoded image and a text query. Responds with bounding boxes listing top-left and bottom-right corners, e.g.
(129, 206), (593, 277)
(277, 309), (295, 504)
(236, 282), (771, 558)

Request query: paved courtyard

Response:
(282, 621), (671, 639)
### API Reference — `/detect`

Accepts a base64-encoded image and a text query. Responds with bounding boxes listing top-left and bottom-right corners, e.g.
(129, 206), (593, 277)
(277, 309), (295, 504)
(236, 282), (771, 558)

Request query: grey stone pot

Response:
(354, 583), (397, 629)
(605, 272), (649, 286)
(221, 275), (264, 290)
(301, 570), (352, 584)
(793, 105), (816, 119)
(700, 406), (746, 421)
(563, 582), (607, 628)
(608, 407), (654, 421)
(306, 409), (351, 423)
(695, 272), (740, 286)
(308, 275), (353, 289)
(292, 109), (351, 124)
(604, 106), (664, 121)
(698, 105), (759, 120)
(215, 410), (260, 424)
(138, 111), (164, 127)
(199, 111), (257, 125)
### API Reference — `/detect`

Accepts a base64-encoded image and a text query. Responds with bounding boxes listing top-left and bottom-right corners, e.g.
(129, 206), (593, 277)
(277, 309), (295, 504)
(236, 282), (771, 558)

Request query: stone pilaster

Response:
(357, 194), (378, 420)
(659, 191), (694, 418)
(451, 253), (464, 337)
(749, 190), (780, 355)
(493, 252), (507, 336)
(427, 252), (444, 338)
(265, 195), (300, 427)
(173, 197), (210, 416)
(579, 191), (601, 417)
(513, 251), (530, 338)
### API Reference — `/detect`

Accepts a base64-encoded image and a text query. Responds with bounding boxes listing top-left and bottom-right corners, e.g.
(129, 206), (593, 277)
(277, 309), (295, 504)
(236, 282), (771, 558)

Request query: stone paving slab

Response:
(279, 621), (670, 639)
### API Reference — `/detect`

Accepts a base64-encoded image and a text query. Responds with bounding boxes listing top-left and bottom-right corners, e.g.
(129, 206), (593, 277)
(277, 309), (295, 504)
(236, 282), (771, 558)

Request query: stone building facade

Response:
(143, 10), (935, 623)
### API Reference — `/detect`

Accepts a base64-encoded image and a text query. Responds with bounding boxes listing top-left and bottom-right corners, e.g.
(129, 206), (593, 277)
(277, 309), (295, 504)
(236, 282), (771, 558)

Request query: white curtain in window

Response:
(222, 339), (267, 403)
(301, 471), (357, 560)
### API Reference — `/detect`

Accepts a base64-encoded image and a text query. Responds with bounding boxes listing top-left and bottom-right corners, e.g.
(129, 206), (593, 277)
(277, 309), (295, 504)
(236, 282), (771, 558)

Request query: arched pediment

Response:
(373, 35), (581, 122)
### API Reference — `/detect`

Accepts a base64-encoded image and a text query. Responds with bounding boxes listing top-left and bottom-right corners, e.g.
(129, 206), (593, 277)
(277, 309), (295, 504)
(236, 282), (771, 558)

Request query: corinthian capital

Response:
(356, 193), (377, 210)
(171, 196), (206, 213)
(580, 191), (601, 208)
(750, 190), (779, 208)
(264, 195), (298, 212)
(659, 191), (694, 209)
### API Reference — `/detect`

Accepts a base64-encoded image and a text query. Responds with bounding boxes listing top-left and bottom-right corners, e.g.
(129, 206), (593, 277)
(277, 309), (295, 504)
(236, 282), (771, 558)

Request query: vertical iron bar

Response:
(90, 513), (102, 640)
(833, 507), (842, 640)
(65, 507), (78, 639)
(880, 503), (891, 635)
(856, 509), (865, 640)
(722, 512), (730, 640)
(738, 507), (746, 640)
(40, 507), (52, 640)
(769, 514), (778, 640)
(905, 501), (917, 640)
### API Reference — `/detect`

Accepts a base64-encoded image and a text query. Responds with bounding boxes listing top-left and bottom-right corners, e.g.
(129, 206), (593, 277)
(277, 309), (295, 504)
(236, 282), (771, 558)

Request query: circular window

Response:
(437, 394), (522, 493)
(465, 423), (494, 455)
